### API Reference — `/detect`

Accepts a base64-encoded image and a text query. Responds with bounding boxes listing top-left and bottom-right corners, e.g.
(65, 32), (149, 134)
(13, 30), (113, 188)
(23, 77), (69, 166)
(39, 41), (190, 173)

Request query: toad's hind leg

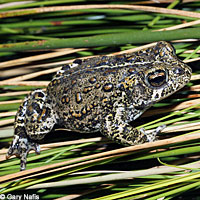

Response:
(100, 108), (165, 146)
(6, 89), (57, 170)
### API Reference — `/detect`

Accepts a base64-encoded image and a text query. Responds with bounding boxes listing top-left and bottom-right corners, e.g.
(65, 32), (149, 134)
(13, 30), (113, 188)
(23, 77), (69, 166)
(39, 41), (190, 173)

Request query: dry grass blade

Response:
(0, 1), (35, 9)
(184, 57), (200, 63)
(164, 122), (200, 133)
(21, 55), (94, 69)
(55, 195), (80, 200)
(0, 119), (14, 126)
(143, 98), (200, 117)
(191, 75), (200, 81)
(0, 81), (49, 86)
(112, 42), (157, 55)
(157, 19), (200, 31)
(187, 85), (200, 91)
(134, 0), (199, 4)
(0, 48), (87, 69)
(0, 4), (200, 19)
(27, 161), (200, 189)
(0, 100), (22, 105)
(40, 137), (103, 149)
(0, 111), (16, 118)
(0, 91), (30, 97)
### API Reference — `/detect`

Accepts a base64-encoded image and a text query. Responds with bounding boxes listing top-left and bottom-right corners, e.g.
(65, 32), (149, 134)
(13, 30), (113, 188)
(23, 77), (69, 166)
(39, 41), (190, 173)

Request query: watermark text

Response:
(0, 193), (39, 200)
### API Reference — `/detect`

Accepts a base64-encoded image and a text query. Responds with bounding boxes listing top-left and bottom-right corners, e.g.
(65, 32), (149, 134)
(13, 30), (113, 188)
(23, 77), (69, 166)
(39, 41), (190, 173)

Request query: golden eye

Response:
(147, 70), (167, 87)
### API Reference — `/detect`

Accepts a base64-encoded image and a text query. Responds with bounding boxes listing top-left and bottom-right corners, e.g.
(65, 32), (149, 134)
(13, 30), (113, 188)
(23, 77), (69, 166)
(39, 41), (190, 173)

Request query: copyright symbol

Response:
(0, 194), (5, 200)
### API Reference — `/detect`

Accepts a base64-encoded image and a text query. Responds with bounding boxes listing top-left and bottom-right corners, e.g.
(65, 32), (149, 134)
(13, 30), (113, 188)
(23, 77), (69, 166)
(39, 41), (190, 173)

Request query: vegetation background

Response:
(0, 0), (200, 199)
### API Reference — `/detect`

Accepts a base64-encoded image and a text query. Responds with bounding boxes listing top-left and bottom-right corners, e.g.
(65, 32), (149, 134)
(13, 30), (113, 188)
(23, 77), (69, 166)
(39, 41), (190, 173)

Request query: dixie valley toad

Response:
(7, 41), (192, 170)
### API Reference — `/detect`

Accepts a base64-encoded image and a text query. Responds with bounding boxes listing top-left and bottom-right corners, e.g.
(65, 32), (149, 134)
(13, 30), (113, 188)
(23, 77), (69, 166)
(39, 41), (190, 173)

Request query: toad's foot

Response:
(140, 124), (166, 142)
(6, 135), (40, 171)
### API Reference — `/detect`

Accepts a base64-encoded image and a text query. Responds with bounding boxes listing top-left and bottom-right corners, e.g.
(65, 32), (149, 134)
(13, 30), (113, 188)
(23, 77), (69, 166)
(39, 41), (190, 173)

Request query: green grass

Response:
(0, 0), (200, 199)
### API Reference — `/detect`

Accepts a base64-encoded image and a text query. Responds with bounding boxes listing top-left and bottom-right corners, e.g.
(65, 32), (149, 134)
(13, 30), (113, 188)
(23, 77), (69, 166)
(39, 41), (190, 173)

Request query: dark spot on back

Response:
(103, 83), (113, 92)
(89, 77), (96, 84)
(95, 83), (101, 89)
(73, 59), (82, 65)
(61, 64), (70, 71)
(76, 92), (82, 103)
(128, 68), (136, 74)
(83, 87), (92, 93)
(103, 69), (117, 76)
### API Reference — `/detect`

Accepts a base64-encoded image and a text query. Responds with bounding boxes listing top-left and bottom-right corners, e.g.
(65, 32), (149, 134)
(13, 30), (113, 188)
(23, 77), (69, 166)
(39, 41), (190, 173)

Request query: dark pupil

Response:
(148, 70), (166, 87)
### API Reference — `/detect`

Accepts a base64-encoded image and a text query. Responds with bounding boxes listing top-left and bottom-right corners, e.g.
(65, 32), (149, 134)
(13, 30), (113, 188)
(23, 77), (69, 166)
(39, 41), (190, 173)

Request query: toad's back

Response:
(47, 44), (162, 133)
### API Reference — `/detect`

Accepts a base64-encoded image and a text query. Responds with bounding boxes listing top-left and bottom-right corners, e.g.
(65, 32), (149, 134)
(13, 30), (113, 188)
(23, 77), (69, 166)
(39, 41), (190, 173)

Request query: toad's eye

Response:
(147, 70), (167, 87)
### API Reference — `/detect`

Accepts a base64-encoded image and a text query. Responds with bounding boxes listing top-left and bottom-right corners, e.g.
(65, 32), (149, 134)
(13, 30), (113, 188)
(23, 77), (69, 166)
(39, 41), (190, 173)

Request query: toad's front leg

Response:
(100, 108), (165, 146)
(6, 89), (56, 170)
